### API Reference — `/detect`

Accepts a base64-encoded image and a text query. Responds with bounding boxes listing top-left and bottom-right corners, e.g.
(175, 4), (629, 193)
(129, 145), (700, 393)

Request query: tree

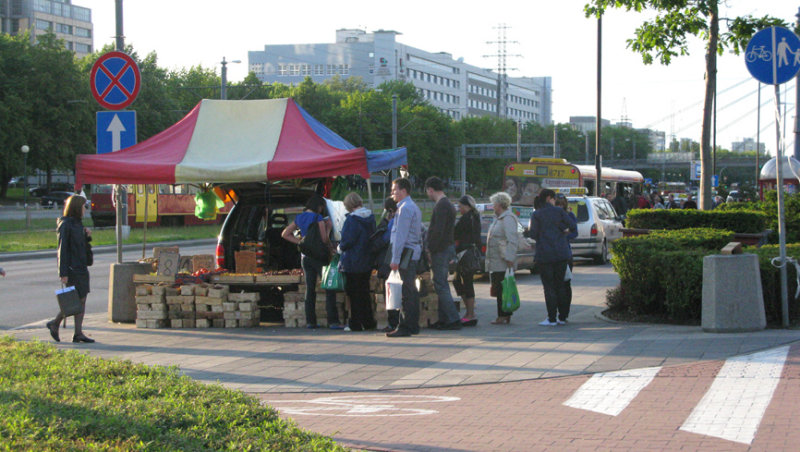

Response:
(585, 1), (786, 210)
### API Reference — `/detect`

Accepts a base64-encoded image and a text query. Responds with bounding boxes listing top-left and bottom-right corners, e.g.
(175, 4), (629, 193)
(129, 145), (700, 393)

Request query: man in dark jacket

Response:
(425, 177), (461, 330)
(528, 189), (577, 326)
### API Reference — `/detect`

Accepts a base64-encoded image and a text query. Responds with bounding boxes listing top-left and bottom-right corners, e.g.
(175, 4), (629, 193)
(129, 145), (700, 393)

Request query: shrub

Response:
(717, 191), (800, 244)
(625, 208), (767, 233)
(610, 229), (733, 319)
(744, 244), (800, 324)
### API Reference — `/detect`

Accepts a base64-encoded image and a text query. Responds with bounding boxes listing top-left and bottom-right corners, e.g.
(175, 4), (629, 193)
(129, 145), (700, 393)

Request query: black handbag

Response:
(457, 245), (481, 274)
(297, 221), (331, 265)
(85, 233), (93, 267)
(55, 285), (83, 317)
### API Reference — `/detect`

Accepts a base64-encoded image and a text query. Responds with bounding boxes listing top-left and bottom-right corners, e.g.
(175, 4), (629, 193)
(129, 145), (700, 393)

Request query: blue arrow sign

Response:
(745, 26), (800, 85)
(97, 111), (136, 154)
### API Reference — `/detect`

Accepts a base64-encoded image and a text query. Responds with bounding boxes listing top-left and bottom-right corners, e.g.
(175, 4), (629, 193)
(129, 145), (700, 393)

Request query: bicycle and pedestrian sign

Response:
(744, 26), (800, 85)
(90, 51), (141, 110)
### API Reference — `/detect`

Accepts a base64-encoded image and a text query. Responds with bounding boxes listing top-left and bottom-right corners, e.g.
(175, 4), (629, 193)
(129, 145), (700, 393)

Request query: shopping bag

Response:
(501, 269), (520, 313)
(321, 254), (344, 290)
(385, 270), (403, 310)
(55, 286), (83, 317)
(564, 265), (572, 281)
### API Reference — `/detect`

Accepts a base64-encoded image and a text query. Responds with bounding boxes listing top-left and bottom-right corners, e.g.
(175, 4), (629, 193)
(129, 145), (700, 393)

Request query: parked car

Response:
(30, 182), (73, 197)
(40, 191), (76, 209)
(726, 190), (745, 203)
(566, 196), (624, 264)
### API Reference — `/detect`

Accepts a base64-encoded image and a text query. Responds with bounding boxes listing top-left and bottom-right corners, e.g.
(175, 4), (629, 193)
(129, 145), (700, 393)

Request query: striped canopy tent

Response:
(75, 98), (406, 188)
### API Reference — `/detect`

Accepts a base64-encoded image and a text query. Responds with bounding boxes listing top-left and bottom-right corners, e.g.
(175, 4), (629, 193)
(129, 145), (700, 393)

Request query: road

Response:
(0, 205), (66, 220)
(0, 243), (214, 330)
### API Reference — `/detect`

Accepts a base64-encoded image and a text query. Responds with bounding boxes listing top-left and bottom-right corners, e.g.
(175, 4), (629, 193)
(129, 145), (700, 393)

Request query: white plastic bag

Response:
(385, 270), (403, 310)
(564, 265), (572, 281)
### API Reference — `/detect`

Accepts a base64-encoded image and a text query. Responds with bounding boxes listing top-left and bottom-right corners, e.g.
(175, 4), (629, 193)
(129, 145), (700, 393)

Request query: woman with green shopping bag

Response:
(338, 192), (377, 331)
(485, 192), (521, 325)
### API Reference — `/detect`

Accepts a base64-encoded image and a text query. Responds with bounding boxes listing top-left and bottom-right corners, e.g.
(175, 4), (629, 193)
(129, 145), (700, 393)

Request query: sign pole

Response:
(773, 85), (789, 327)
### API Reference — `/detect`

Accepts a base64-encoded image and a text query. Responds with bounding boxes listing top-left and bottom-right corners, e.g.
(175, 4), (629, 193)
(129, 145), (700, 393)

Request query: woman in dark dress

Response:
(47, 195), (94, 343)
(453, 195), (481, 325)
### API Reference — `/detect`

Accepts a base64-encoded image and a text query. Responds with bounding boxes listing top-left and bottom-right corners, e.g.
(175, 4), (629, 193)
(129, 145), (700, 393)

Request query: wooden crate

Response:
(133, 274), (174, 283)
(255, 274), (303, 284)
(211, 274), (254, 284)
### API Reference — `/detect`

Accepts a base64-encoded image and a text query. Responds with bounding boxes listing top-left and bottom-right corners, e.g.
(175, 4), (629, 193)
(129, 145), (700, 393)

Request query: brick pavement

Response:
(263, 343), (800, 451)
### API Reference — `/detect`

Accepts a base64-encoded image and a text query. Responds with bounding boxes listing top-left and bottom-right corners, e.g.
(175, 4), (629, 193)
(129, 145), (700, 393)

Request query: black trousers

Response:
(540, 260), (569, 322)
(453, 269), (475, 299)
(344, 271), (375, 331)
(491, 271), (514, 317)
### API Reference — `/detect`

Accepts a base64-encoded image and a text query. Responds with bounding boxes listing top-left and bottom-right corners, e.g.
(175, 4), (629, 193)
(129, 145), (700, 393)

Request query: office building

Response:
(569, 116), (610, 134)
(1, 0), (93, 57)
(731, 137), (765, 154)
(248, 29), (552, 124)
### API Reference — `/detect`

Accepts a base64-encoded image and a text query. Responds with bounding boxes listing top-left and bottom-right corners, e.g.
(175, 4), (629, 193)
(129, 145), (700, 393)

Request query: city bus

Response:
(502, 158), (644, 206)
(89, 184), (233, 227)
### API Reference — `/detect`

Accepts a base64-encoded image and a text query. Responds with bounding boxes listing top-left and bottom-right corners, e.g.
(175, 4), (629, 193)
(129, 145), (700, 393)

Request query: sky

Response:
(77, 0), (798, 156)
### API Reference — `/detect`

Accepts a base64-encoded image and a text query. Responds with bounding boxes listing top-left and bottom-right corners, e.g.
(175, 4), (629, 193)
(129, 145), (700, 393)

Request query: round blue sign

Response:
(744, 26), (800, 85)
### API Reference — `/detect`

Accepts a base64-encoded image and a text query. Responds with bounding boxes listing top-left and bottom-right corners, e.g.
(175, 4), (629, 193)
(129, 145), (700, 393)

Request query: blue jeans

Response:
(397, 259), (420, 334)
(431, 245), (460, 324)
(301, 255), (340, 326)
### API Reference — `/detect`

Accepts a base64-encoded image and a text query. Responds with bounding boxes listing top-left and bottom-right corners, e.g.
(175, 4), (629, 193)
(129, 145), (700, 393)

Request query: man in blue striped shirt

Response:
(387, 178), (423, 338)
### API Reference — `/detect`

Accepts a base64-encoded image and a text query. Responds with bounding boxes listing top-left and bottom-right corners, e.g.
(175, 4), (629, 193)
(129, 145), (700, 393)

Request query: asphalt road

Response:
(0, 242), (214, 330)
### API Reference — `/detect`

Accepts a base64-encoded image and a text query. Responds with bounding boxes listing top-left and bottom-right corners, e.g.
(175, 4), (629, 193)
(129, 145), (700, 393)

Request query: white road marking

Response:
(680, 346), (789, 445)
(265, 394), (460, 417)
(11, 318), (52, 331)
(563, 366), (661, 416)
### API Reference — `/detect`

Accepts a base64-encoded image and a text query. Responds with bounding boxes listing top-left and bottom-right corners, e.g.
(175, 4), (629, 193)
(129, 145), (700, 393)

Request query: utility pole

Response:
(484, 24), (520, 119)
(594, 15), (603, 196)
(391, 94), (397, 181)
(757, 82), (761, 186)
(114, 0), (125, 264)
(553, 124), (559, 158)
(516, 120), (521, 162)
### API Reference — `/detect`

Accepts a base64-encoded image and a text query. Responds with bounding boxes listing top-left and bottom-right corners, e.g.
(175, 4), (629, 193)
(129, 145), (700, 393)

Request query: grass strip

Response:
(0, 336), (346, 451)
(0, 225), (220, 253)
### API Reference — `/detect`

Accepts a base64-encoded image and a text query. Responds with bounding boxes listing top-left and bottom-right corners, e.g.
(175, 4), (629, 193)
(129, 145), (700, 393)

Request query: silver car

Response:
(566, 196), (624, 264)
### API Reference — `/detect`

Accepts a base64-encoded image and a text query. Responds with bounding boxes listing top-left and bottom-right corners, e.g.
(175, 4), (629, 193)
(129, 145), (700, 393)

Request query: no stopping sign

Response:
(90, 51), (141, 110)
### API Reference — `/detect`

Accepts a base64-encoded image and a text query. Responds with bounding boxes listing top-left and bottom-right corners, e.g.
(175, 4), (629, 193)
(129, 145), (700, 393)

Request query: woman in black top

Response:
(47, 195), (94, 343)
(453, 195), (481, 325)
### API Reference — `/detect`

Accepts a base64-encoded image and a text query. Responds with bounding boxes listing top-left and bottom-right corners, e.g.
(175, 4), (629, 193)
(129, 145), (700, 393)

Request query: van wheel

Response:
(593, 240), (609, 265)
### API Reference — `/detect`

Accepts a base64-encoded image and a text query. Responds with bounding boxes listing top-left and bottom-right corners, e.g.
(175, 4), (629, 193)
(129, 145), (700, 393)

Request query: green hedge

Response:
(746, 244), (800, 323)
(610, 229), (800, 325)
(625, 208), (768, 233)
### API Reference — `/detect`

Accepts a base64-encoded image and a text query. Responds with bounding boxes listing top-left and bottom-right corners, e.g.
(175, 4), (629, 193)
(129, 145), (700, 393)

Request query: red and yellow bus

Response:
(89, 184), (233, 227)
(503, 158), (644, 206)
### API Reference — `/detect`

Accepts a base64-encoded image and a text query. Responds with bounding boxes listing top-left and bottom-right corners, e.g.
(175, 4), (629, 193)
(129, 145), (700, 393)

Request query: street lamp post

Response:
(20, 145), (30, 228)
(220, 57), (241, 100)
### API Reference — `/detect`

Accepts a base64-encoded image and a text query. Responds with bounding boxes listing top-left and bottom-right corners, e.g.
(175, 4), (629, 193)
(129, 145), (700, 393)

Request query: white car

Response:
(566, 196), (624, 264)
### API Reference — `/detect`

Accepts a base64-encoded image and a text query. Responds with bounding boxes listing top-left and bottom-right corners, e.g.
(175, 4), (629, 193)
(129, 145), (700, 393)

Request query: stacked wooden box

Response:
(372, 272), (438, 330)
(282, 283), (346, 327)
(224, 292), (261, 328)
(282, 272), (438, 329)
(135, 285), (168, 329)
(134, 282), (262, 329)
(166, 285), (196, 328)
(194, 284), (228, 328)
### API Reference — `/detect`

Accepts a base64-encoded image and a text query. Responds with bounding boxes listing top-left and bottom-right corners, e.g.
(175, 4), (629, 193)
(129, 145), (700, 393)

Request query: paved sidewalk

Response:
(11, 263), (798, 393)
(10, 262), (800, 450)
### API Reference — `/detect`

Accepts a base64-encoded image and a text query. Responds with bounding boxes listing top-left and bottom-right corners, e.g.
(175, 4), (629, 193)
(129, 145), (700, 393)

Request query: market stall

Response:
(75, 98), (408, 328)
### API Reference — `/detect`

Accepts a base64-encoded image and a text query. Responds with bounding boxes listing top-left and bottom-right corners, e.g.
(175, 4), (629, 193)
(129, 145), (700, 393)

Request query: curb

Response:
(0, 238), (218, 262)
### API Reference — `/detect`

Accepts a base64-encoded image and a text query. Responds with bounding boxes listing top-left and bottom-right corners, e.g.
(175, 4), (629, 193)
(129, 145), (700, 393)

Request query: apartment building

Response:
(1, 0), (93, 57)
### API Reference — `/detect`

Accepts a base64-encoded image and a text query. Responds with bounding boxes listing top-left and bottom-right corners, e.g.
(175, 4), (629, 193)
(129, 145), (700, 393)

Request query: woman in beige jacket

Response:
(485, 192), (520, 324)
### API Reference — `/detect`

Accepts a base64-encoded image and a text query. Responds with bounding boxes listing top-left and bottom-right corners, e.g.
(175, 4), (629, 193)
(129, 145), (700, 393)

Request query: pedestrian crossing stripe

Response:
(563, 366), (661, 416)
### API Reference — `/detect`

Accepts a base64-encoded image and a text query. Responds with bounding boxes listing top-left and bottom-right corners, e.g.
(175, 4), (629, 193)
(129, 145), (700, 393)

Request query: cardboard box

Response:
(229, 292), (260, 302)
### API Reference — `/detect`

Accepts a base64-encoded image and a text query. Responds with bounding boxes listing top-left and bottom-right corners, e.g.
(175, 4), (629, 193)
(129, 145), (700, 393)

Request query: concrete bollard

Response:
(108, 262), (152, 323)
(702, 254), (766, 333)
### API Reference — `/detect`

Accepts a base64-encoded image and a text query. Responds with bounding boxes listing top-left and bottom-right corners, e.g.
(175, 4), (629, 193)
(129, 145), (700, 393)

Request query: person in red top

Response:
(636, 193), (652, 209)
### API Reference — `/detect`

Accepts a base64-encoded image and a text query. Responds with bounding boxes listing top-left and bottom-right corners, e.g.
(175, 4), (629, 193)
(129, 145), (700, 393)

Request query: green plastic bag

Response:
(501, 268), (520, 313)
(194, 191), (225, 220)
(321, 254), (345, 291)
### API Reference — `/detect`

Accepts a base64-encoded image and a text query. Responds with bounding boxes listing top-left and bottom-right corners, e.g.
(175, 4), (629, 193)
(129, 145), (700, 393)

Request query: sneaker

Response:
(343, 326), (352, 332)
(557, 319), (568, 325)
(538, 319), (557, 326)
